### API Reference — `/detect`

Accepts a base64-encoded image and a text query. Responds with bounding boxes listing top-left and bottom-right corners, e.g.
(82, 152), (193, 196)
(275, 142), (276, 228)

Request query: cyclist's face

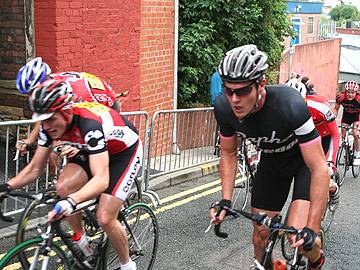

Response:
(42, 111), (68, 139)
(223, 80), (257, 119)
(346, 91), (356, 100)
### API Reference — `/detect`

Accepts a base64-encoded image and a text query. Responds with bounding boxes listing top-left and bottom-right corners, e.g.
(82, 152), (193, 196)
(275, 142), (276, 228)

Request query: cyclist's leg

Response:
(250, 156), (291, 261)
(56, 153), (90, 234)
(97, 141), (142, 267)
(287, 162), (323, 267)
(353, 120), (360, 152)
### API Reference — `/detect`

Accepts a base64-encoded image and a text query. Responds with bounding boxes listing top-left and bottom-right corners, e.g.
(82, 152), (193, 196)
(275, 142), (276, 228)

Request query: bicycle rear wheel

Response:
(335, 142), (348, 185)
(0, 237), (70, 269)
(104, 203), (159, 270)
(351, 142), (360, 178)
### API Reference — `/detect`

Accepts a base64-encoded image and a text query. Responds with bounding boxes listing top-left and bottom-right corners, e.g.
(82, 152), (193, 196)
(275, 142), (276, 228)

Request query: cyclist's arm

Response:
(333, 103), (340, 117)
(67, 151), (109, 204)
(8, 145), (52, 189)
(219, 134), (238, 201)
(326, 120), (340, 163)
(299, 140), (329, 232)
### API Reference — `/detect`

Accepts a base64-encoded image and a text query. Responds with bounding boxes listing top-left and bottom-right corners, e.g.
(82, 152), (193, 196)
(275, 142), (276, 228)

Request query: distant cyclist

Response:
(285, 72), (307, 98)
(210, 44), (328, 270)
(334, 80), (360, 165)
(210, 70), (223, 106)
(306, 94), (340, 205)
(15, 57), (120, 155)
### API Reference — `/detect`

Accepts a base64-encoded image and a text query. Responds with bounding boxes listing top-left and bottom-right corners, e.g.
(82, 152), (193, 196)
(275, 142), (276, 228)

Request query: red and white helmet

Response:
(345, 81), (359, 92)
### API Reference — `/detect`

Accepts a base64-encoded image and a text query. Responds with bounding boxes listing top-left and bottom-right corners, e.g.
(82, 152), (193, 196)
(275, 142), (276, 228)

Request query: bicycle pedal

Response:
(234, 183), (246, 189)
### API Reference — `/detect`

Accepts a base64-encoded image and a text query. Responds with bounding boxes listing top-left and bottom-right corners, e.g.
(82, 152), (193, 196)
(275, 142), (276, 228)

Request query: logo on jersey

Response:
(84, 130), (106, 151)
(81, 72), (105, 90)
(75, 102), (110, 115)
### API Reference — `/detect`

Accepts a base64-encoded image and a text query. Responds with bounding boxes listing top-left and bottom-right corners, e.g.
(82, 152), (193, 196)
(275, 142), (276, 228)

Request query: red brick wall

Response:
(279, 38), (341, 100)
(140, 0), (174, 115)
(0, 0), (26, 79)
(35, 0), (141, 112)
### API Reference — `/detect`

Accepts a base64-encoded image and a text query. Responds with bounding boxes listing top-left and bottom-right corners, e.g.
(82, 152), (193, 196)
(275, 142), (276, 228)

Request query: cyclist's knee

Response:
(252, 225), (269, 248)
(96, 210), (118, 232)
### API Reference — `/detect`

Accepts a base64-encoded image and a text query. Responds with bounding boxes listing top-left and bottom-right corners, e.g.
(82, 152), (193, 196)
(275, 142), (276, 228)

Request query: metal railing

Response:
(0, 108), (219, 215)
(145, 107), (218, 184)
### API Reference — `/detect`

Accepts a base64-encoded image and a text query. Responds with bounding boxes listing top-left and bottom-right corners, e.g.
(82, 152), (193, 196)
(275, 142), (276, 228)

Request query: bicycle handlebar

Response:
(214, 206), (298, 239)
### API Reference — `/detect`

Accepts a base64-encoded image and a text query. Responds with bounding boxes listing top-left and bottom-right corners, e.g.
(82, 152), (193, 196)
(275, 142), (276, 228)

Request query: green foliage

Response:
(330, 4), (359, 21)
(178, 0), (292, 108)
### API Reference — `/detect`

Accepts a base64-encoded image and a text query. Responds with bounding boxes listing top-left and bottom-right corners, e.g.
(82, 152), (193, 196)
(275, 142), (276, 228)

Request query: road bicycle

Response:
(213, 206), (324, 270)
(214, 132), (260, 210)
(0, 190), (159, 270)
(336, 124), (360, 183)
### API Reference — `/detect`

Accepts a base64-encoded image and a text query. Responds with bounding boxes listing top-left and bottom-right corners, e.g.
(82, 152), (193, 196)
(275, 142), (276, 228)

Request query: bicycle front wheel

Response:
(0, 237), (70, 270)
(103, 203), (158, 270)
(351, 142), (360, 178)
(336, 142), (348, 185)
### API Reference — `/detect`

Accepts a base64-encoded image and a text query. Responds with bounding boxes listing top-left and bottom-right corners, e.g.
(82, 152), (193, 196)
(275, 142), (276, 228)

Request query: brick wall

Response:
(0, 0), (26, 80)
(35, 0), (141, 112)
(140, 0), (174, 115)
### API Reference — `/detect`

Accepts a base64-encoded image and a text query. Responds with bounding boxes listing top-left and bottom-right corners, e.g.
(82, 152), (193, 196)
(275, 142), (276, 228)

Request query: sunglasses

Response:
(223, 83), (255, 97)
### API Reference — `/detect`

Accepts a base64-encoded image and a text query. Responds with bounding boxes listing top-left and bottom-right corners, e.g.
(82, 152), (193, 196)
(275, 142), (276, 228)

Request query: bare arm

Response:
(8, 145), (51, 189)
(210, 134), (238, 223)
(333, 103), (340, 117)
(69, 151), (109, 204)
(300, 139), (329, 232)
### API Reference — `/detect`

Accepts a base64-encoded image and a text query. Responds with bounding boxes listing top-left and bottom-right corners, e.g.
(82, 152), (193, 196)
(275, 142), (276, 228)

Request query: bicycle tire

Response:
(105, 203), (159, 270)
(321, 198), (337, 233)
(124, 177), (142, 207)
(335, 142), (348, 185)
(232, 160), (250, 210)
(0, 237), (71, 269)
(351, 142), (360, 178)
(281, 233), (295, 261)
(15, 189), (58, 268)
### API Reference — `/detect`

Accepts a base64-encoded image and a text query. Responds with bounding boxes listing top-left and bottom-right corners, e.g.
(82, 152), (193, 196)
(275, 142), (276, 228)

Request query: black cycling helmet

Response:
(218, 44), (269, 83)
(29, 79), (73, 121)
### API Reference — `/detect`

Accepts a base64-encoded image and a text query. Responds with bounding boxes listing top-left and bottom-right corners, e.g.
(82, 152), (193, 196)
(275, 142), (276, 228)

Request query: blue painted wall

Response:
(287, 1), (323, 14)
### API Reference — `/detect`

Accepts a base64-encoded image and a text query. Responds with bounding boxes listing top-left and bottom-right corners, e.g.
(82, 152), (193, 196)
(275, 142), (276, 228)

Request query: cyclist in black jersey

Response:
(209, 45), (329, 270)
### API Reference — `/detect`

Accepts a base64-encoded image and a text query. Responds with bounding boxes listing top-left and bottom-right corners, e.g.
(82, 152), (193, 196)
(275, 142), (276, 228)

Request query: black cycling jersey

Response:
(214, 85), (319, 157)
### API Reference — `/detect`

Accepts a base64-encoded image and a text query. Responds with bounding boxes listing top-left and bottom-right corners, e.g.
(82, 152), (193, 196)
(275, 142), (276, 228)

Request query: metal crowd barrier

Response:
(145, 107), (219, 185)
(0, 108), (219, 216)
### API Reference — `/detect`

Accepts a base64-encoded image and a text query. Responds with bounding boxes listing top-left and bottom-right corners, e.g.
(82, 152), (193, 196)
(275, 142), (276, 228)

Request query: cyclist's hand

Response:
(209, 199), (231, 224)
(60, 145), (80, 158)
(0, 183), (11, 198)
(291, 227), (317, 251)
(15, 139), (31, 156)
(327, 162), (336, 176)
(48, 197), (76, 222)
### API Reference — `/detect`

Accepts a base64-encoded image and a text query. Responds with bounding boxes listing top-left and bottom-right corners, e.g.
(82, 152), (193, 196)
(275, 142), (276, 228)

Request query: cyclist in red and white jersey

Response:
(334, 80), (360, 165)
(306, 94), (340, 203)
(15, 57), (120, 155)
(4, 80), (140, 270)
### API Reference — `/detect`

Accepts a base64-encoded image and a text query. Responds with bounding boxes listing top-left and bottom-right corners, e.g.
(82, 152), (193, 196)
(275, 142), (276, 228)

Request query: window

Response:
(308, 17), (314, 34)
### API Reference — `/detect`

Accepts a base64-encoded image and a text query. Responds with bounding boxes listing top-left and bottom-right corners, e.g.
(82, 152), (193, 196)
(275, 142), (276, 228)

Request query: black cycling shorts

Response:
(341, 111), (360, 125)
(69, 141), (143, 201)
(251, 153), (310, 212)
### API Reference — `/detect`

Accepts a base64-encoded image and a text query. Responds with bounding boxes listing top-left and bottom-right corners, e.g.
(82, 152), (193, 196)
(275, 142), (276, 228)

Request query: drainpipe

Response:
(172, 0), (180, 154)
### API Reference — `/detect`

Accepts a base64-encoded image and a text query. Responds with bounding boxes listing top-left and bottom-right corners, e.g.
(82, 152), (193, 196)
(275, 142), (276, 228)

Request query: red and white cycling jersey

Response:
(336, 91), (360, 114)
(49, 72), (117, 109)
(306, 94), (339, 163)
(38, 102), (139, 155)
(306, 94), (335, 137)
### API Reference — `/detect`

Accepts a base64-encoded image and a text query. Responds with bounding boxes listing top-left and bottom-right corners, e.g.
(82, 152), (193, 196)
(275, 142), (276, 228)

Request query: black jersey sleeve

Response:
(78, 117), (108, 155)
(38, 125), (53, 147)
(285, 90), (319, 144)
(214, 94), (236, 137)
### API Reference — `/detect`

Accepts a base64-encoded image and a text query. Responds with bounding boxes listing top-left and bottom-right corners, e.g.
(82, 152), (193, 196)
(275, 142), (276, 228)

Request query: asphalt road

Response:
(0, 171), (358, 269)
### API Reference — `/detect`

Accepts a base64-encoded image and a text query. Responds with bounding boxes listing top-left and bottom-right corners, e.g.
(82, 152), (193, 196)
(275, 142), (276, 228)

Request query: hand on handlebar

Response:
(53, 143), (80, 158)
(291, 227), (318, 251)
(209, 199), (232, 225)
(48, 197), (77, 222)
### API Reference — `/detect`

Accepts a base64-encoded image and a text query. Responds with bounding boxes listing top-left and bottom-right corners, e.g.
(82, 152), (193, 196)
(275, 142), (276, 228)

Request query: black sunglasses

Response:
(223, 82), (256, 97)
